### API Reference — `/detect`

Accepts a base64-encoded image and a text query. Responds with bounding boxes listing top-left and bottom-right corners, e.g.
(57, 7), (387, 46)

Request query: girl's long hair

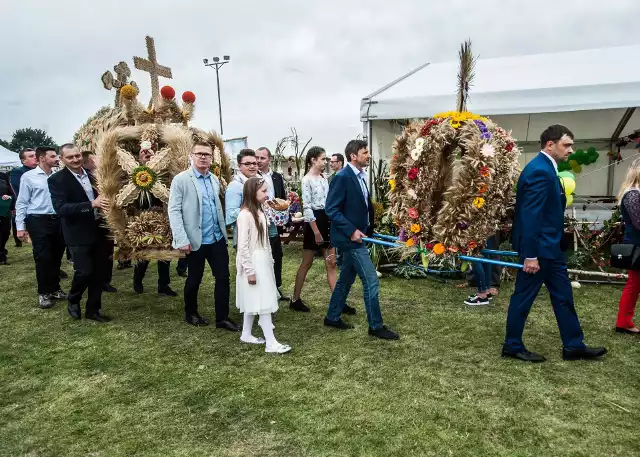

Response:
(618, 157), (640, 203)
(241, 177), (266, 246)
(304, 146), (326, 175)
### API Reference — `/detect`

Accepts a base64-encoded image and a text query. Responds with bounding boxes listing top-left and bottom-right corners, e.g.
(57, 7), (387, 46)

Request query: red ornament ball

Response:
(182, 91), (196, 104)
(160, 86), (176, 100)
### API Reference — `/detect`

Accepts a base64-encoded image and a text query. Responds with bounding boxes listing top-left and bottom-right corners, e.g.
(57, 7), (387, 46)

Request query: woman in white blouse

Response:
(289, 146), (341, 313)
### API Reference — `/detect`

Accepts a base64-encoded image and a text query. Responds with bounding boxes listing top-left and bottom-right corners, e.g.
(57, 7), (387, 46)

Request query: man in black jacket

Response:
(256, 146), (289, 301)
(48, 144), (111, 322)
(0, 171), (13, 264)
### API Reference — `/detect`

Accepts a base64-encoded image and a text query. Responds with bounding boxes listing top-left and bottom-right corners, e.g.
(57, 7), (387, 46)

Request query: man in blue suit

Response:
(503, 125), (607, 362)
(324, 140), (398, 340)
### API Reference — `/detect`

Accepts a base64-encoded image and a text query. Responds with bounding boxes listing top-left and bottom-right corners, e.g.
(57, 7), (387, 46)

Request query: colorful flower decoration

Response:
(505, 142), (514, 152)
(398, 229), (408, 242)
(448, 246), (459, 253)
(132, 166), (157, 189)
(479, 166), (490, 178)
(408, 208), (419, 219)
(426, 243), (434, 249)
(450, 121), (461, 129)
(474, 120), (491, 140)
(114, 146), (172, 208)
(473, 197), (485, 209)
(419, 118), (441, 137)
(456, 221), (469, 230)
(140, 140), (152, 151)
(410, 148), (422, 161)
(389, 179), (396, 191)
(120, 84), (138, 100)
(182, 91), (196, 104)
(408, 167), (419, 180)
(433, 243), (446, 255)
(477, 183), (488, 193)
(410, 223), (421, 233)
(160, 85), (176, 100)
(415, 137), (425, 149)
(406, 238), (415, 247)
(467, 240), (478, 250)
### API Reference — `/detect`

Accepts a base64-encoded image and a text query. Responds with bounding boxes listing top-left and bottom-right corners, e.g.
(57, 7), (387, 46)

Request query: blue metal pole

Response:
(373, 233), (400, 241)
(459, 255), (524, 269)
(481, 249), (519, 257)
(362, 237), (403, 248)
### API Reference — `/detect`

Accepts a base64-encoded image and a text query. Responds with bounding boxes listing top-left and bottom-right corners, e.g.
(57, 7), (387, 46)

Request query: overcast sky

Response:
(1, 0), (639, 155)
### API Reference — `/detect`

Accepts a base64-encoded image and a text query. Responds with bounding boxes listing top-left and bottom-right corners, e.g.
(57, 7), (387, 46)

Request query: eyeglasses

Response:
(193, 153), (212, 159)
(240, 161), (258, 167)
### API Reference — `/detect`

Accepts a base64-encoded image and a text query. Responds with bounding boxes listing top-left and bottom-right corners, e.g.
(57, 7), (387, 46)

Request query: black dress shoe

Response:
(562, 346), (608, 361)
(103, 283), (118, 293)
(501, 349), (546, 363)
(342, 304), (356, 315)
(216, 319), (239, 331)
(185, 315), (209, 326)
(324, 318), (354, 330)
(277, 288), (290, 301)
(0, 259), (8, 266)
(86, 313), (110, 323)
(368, 325), (399, 340)
(158, 286), (177, 297)
(176, 268), (188, 278)
(133, 282), (143, 294)
(615, 327), (640, 335)
(68, 303), (81, 320)
(290, 298), (310, 312)
(59, 270), (69, 279)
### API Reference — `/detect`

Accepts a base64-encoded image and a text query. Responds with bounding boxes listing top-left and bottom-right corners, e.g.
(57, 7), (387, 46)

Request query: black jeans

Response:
(11, 214), (20, 246)
(176, 257), (188, 273)
(102, 238), (115, 284)
(25, 215), (65, 294)
(0, 215), (10, 261)
(68, 238), (110, 314)
(134, 260), (170, 289)
(184, 239), (230, 320)
(269, 235), (283, 288)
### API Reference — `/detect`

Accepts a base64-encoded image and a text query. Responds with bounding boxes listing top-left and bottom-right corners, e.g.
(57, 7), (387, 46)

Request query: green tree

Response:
(0, 138), (10, 150)
(7, 128), (57, 152)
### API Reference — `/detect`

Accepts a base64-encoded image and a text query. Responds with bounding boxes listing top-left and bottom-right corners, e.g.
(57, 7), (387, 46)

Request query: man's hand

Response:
(178, 244), (192, 254)
(314, 231), (324, 245)
(91, 196), (107, 209)
(17, 230), (29, 242)
(350, 229), (365, 243)
(248, 274), (257, 285)
(1, 194), (11, 200)
(523, 258), (540, 274)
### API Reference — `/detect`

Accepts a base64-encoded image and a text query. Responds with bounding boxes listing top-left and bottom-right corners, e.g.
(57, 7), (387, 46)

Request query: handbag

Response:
(610, 244), (640, 270)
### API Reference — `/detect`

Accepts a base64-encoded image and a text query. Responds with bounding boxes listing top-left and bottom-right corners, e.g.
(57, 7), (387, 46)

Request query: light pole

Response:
(203, 55), (230, 136)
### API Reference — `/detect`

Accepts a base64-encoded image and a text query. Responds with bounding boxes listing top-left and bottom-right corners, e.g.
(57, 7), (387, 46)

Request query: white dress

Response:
(235, 209), (279, 315)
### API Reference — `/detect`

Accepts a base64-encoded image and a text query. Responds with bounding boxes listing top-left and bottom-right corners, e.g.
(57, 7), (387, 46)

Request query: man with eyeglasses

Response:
(329, 153), (344, 183)
(255, 146), (289, 301)
(168, 142), (238, 330)
(225, 149), (258, 247)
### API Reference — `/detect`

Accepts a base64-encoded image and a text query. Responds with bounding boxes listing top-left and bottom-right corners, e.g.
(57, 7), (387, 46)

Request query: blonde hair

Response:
(618, 156), (640, 203)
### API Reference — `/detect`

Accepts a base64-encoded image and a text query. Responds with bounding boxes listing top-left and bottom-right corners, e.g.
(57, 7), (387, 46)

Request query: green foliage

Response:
(4, 127), (57, 152)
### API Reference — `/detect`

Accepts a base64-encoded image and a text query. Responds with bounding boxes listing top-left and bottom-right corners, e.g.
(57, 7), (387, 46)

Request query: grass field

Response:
(1, 242), (639, 457)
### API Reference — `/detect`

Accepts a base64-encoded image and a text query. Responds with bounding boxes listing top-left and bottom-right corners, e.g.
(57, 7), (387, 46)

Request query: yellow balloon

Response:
(560, 177), (576, 195)
(565, 194), (574, 207)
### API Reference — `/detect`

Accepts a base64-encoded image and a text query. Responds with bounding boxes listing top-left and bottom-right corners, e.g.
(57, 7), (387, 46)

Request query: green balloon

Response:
(558, 171), (575, 179)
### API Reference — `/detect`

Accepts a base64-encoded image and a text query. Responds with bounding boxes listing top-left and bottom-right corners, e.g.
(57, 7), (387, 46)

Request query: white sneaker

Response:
(265, 343), (292, 354)
(240, 335), (266, 344)
(464, 295), (489, 306)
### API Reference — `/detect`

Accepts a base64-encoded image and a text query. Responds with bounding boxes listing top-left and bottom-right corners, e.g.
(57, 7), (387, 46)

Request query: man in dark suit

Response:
(324, 139), (398, 340)
(256, 146), (289, 300)
(10, 148), (38, 247)
(503, 125), (607, 362)
(0, 171), (13, 264)
(48, 144), (112, 322)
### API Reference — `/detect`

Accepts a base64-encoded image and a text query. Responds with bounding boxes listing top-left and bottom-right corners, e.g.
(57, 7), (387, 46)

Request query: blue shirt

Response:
(347, 162), (369, 206)
(15, 166), (56, 230)
(10, 165), (35, 197)
(193, 167), (224, 244)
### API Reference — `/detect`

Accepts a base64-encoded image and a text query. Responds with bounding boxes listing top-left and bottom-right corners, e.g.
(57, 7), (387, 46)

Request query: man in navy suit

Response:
(324, 140), (398, 340)
(503, 125), (607, 362)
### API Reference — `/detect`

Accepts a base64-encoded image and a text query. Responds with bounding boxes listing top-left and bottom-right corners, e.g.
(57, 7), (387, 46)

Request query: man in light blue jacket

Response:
(168, 142), (238, 331)
(224, 148), (258, 246)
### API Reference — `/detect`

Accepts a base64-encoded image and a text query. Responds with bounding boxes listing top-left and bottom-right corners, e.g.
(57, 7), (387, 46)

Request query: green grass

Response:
(1, 243), (639, 457)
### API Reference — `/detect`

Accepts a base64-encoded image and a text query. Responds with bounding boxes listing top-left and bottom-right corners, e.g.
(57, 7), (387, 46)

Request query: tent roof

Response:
(361, 45), (640, 140)
(0, 145), (20, 167)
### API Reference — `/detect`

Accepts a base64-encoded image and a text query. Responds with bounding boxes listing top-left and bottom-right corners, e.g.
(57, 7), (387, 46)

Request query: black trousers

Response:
(134, 260), (170, 288)
(184, 239), (230, 320)
(11, 214), (20, 246)
(269, 235), (283, 288)
(176, 257), (188, 273)
(0, 215), (10, 261)
(25, 215), (65, 294)
(103, 238), (115, 284)
(68, 237), (110, 314)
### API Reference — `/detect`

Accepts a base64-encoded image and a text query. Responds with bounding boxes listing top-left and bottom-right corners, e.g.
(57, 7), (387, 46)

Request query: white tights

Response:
(242, 313), (279, 348)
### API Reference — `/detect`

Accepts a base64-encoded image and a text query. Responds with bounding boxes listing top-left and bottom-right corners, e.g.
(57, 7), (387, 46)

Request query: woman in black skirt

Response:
(290, 146), (341, 312)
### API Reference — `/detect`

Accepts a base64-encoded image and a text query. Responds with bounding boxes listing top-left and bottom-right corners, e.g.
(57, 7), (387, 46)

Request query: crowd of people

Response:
(2, 124), (639, 360)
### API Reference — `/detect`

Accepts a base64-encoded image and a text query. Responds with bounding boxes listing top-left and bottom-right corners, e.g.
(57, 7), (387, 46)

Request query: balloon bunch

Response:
(558, 146), (599, 173)
(558, 171), (576, 207)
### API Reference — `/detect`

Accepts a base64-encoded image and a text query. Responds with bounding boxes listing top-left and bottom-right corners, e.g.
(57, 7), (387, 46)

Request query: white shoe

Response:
(265, 343), (292, 354)
(240, 335), (266, 344)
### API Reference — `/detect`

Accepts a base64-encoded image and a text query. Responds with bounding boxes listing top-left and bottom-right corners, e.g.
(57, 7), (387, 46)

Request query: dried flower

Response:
(408, 208), (419, 219)
(505, 142), (514, 152)
(408, 167), (419, 180)
(389, 179), (396, 191)
(120, 84), (138, 99)
(477, 183), (488, 193)
(473, 197), (486, 209)
(433, 243), (445, 255)
(398, 229), (408, 242)
(410, 148), (421, 161)
(456, 221), (469, 230)
(479, 166), (490, 178)
(410, 223), (421, 233)
(481, 144), (495, 158)
(406, 238), (415, 248)
(415, 137), (425, 149)
(467, 240), (478, 250)
(140, 140), (152, 151)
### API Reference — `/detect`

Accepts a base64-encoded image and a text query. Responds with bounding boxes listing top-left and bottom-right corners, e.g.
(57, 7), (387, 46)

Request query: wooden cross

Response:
(134, 36), (173, 108)
(101, 61), (138, 107)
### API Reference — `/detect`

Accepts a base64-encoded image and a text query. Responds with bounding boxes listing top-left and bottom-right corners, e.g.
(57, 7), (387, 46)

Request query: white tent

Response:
(0, 145), (21, 168)
(361, 45), (640, 197)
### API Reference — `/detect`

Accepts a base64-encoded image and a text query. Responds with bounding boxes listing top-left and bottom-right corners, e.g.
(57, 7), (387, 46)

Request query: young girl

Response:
(236, 177), (291, 353)
(290, 146), (349, 313)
